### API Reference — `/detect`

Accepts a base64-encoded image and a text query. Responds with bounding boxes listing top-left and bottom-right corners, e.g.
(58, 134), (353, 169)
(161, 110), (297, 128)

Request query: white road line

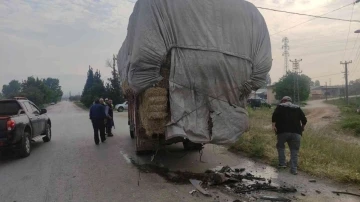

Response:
(120, 150), (132, 164)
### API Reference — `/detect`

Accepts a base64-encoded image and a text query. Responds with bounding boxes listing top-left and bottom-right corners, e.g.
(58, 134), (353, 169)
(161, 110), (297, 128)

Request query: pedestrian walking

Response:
(105, 99), (114, 137)
(272, 96), (307, 175)
(89, 98), (107, 145)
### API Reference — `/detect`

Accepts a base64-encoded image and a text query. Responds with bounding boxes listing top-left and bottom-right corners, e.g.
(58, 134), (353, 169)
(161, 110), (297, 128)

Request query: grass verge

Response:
(326, 97), (360, 137)
(230, 108), (360, 184)
(73, 101), (88, 110)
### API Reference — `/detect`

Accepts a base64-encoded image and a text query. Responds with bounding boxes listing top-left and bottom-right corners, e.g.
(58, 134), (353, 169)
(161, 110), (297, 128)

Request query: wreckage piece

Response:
(260, 196), (291, 202)
(190, 179), (211, 196)
(332, 191), (360, 197)
(233, 182), (297, 194)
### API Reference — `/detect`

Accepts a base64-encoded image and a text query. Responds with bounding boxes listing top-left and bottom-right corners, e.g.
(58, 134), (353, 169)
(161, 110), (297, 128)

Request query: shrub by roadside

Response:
(326, 97), (360, 137)
(230, 108), (360, 184)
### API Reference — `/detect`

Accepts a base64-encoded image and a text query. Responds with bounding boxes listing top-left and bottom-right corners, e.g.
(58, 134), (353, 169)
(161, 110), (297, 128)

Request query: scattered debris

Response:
(260, 196), (291, 202)
(301, 193), (306, 196)
(131, 162), (297, 197)
(316, 190), (321, 194)
(309, 179), (316, 183)
(332, 191), (360, 197)
(190, 179), (211, 196)
(189, 190), (197, 195)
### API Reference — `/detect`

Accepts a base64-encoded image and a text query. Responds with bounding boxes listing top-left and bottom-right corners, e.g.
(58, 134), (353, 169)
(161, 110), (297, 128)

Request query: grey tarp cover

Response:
(117, 0), (272, 145)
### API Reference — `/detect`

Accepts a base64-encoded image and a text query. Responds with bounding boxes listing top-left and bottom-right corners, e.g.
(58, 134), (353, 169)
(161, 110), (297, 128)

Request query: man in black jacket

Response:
(272, 96), (307, 175)
(90, 98), (107, 145)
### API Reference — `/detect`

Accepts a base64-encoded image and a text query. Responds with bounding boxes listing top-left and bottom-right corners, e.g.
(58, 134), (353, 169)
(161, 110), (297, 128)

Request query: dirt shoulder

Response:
(303, 99), (341, 129)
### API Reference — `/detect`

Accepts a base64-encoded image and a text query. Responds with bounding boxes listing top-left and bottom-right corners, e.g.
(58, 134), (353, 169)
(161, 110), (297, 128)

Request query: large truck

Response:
(118, 0), (272, 154)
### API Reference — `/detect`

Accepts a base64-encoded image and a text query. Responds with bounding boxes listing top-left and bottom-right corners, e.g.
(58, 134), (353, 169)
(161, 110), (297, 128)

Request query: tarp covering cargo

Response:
(118, 0), (272, 145)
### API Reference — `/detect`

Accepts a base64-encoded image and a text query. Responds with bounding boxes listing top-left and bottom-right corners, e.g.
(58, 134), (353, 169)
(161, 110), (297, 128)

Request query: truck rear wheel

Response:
(130, 127), (134, 139)
(183, 139), (203, 151)
(19, 132), (31, 158)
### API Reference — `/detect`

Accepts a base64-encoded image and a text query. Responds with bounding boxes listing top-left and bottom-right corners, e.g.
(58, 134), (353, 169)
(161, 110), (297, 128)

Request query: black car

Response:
(247, 98), (271, 108)
(0, 98), (51, 157)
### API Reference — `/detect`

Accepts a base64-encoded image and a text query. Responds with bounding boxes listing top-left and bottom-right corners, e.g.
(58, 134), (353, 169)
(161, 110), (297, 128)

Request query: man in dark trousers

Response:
(90, 98), (107, 145)
(105, 99), (114, 137)
(272, 96), (307, 175)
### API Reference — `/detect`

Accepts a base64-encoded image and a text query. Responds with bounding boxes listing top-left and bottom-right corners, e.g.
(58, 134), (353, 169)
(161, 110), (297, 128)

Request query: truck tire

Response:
(43, 123), (51, 142)
(183, 139), (203, 151)
(19, 132), (31, 158)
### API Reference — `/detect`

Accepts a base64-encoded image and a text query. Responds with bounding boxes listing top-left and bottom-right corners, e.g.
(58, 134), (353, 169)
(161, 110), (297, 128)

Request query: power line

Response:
(343, 3), (356, 60)
(265, 1), (359, 36)
(311, 73), (343, 79)
(257, 6), (360, 23)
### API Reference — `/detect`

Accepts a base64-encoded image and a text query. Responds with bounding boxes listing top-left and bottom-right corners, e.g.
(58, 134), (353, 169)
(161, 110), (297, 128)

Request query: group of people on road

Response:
(88, 94), (306, 175)
(89, 98), (115, 145)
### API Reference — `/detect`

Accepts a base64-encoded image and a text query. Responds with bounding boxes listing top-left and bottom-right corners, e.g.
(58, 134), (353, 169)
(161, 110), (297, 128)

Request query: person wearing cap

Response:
(272, 96), (307, 175)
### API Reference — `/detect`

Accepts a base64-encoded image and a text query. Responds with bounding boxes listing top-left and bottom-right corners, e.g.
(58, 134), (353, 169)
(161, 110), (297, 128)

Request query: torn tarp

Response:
(117, 0), (272, 144)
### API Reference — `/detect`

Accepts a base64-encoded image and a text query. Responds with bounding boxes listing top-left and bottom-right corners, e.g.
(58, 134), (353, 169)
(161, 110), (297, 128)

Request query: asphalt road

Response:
(0, 101), (359, 202)
(0, 101), (233, 202)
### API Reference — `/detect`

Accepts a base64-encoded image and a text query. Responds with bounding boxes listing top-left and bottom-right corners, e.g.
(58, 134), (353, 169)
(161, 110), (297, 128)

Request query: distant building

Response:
(249, 88), (267, 100)
(310, 85), (344, 100)
(267, 85), (277, 104)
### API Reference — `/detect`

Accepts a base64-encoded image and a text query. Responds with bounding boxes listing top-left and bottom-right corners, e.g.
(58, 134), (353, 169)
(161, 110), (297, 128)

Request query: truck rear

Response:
(0, 100), (28, 151)
(118, 0), (272, 154)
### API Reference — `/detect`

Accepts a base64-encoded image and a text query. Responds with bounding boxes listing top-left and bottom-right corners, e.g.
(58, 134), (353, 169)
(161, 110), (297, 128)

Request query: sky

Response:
(0, 0), (359, 96)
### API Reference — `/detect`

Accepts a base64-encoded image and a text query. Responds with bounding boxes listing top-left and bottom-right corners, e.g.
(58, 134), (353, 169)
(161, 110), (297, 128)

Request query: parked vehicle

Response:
(115, 101), (128, 112)
(0, 98), (51, 157)
(247, 98), (271, 108)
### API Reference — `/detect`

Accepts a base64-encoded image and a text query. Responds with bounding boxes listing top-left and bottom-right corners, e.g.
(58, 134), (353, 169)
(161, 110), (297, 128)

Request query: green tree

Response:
(274, 72), (311, 103)
(2, 80), (21, 98)
(0, 93), (4, 99)
(81, 67), (106, 107)
(81, 67), (95, 107)
(21, 77), (49, 105)
(315, 80), (320, 87)
(105, 57), (124, 104)
(349, 79), (360, 96)
(43, 78), (63, 102)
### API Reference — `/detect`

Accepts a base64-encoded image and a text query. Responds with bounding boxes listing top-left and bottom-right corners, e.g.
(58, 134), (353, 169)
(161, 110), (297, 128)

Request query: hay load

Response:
(139, 87), (168, 136)
(117, 0), (272, 145)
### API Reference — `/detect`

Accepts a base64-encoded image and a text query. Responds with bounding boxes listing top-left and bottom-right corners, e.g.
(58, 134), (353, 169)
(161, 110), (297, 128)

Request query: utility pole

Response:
(282, 37), (290, 74)
(290, 59), (303, 104)
(341, 60), (352, 105)
(325, 82), (328, 101)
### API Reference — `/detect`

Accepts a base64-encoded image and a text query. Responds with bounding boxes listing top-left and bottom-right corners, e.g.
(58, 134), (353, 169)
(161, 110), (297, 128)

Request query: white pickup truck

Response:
(115, 101), (128, 112)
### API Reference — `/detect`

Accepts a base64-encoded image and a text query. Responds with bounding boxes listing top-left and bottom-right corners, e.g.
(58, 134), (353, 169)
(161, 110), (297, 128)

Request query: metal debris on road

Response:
(260, 195), (291, 202)
(332, 191), (360, 197)
(190, 179), (211, 196)
(189, 190), (197, 195)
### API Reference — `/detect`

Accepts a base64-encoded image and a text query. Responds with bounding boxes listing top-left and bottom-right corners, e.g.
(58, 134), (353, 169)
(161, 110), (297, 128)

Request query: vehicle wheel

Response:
(43, 123), (51, 142)
(19, 132), (31, 158)
(183, 139), (203, 151)
(118, 107), (124, 112)
(130, 128), (134, 139)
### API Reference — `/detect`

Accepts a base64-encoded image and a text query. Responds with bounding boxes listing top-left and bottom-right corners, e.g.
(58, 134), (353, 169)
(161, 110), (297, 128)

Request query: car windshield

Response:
(0, 101), (21, 116)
